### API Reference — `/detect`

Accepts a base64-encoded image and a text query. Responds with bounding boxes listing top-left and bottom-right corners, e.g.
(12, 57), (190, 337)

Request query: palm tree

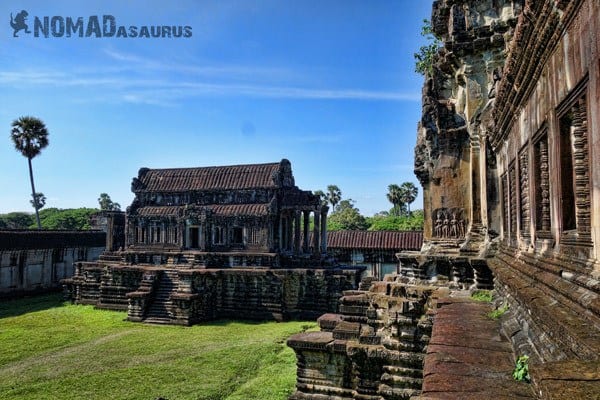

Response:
(399, 182), (419, 215)
(386, 184), (403, 216)
(98, 193), (121, 211)
(11, 116), (49, 229)
(326, 185), (342, 212)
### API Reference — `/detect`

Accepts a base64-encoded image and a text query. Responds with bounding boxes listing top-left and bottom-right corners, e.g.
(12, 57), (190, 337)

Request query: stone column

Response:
(294, 211), (301, 254)
(320, 208), (328, 253)
(470, 137), (482, 227)
(302, 211), (310, 253)
(199, 222), (206, 251)
(287, 213), (294, 251)
(278, 215), (283, 252)
(312, 211), (320, 257)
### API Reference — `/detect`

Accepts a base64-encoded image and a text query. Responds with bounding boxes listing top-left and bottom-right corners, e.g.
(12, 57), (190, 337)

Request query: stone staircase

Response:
(143, 270), (179, 324)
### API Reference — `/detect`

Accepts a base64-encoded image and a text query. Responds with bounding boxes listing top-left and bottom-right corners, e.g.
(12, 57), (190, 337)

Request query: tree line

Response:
(7, 116), (421, 232)
(313, 184), (423, 231)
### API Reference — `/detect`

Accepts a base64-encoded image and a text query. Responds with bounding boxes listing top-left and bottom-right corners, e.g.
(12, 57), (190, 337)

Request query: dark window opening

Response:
(232, 227), (243, 244)
(559, 113), (576, 231)
(190, 227), (199, 248)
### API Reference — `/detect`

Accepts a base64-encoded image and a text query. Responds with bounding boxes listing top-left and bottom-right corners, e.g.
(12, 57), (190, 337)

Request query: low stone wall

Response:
(0, 230), (105, 297)
(287, 280), (436, 400)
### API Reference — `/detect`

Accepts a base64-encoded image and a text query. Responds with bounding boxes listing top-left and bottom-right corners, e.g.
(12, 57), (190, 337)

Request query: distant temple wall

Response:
(0, 230), (105, 297)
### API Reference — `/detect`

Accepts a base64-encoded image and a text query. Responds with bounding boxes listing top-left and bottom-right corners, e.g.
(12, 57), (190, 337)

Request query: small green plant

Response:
(512, 355), (531, 382)
(414, 19), (442, 76)
(488, 303), (509, 319)
(471, 290), (493, 302)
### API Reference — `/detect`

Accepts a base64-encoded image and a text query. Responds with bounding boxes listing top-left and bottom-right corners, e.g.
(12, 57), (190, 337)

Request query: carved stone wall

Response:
(64, 262), (362, 325)
(415, 0), (521, 251)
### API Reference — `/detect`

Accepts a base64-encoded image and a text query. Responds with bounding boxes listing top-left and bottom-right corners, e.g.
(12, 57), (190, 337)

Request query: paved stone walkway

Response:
(418, 295), (536, 400)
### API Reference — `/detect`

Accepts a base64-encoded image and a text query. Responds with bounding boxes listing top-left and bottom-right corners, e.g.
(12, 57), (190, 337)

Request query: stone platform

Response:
(418, 294), (536, 400)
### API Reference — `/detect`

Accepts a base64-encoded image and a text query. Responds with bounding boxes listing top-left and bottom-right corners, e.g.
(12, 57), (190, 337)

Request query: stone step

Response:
(143, 317), (172, 324)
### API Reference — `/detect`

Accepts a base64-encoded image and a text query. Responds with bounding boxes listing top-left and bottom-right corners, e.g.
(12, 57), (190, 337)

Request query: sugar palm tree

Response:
(400, 182), (418, 215)
(11, 116), (49, 229)
(386, 184), (404, 216)
(326, 185), (342, 212)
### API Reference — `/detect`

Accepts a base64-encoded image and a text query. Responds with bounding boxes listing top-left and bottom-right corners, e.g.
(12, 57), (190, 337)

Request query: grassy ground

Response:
(0, 294), (316, 400)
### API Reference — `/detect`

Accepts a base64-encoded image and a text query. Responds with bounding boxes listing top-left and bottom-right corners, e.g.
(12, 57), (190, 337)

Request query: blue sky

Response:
(1, 1), (432, 216)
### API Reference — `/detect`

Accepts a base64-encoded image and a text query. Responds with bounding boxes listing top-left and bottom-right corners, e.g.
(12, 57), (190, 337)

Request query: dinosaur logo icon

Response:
(10, 10), (30, 37)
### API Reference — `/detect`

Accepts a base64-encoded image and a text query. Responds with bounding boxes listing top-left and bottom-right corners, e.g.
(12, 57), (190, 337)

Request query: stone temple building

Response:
(65, 159), (361, 325)
(288, 0), (600, 398)
(125, 159), (328, 264)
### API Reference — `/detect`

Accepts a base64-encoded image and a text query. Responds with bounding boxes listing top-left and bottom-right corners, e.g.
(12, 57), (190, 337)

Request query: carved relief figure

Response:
(432, 208), (467, 239)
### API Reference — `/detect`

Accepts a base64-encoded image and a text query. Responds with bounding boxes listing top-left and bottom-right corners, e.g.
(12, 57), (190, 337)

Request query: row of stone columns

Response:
(278, 208), (327, 256)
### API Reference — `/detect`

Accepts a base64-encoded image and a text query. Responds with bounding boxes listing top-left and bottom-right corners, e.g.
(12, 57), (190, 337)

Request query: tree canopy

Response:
(98, 193), (121, 211)
(327, 199), (369, 231)
(0, 208), (99, 230)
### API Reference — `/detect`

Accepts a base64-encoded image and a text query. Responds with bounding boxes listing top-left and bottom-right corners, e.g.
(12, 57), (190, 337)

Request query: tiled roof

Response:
(326, 230), (423, 251)
(135, 161), (284, 192)
(135, 203), (271, 218)
(211, 203), (270, 216)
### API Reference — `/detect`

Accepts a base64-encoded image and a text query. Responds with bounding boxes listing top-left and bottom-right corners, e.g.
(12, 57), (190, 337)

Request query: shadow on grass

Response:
(0, 292), (66, 319)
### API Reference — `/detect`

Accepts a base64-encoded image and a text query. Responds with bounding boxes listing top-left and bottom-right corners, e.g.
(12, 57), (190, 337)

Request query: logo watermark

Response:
(9, 11), (192, 38)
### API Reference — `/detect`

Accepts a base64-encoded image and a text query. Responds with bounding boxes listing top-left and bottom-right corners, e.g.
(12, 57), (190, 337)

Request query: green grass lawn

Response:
(0, 293), (315, 400)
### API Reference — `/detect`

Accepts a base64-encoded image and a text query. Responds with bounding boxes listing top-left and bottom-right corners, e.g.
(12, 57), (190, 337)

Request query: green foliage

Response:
(0, 212), (34, 229)
(471, 290), (493, 303)
(367, 210), (424, 231)
(414, 19), (441, 76)
(98, 193), (121, 211)
(313, 190), (328, 207)
(30, 192), (46, 210)
(326, 185), (342, 212)
(0, 293), (317, 400)
(33, 207), (99, 230)
(328, 199), (368, 231)
(488, 303), (509, 320)
(386, 182), (419, 216)
(512, 355), (531, 383)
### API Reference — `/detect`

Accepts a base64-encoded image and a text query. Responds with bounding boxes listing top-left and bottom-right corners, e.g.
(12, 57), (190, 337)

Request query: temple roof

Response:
(132, 159), (295, 193)
(134, 203), (272, 218)
(326, 230), (423, 251)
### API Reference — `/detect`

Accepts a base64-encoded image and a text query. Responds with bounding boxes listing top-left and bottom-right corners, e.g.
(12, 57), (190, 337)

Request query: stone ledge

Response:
(421, 296), (535, 399)
(530, 360), (600, 399)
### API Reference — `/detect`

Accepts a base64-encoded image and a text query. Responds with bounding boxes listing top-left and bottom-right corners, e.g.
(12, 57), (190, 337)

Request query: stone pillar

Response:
(312, 211), (320, 257)
(294, 211), (301, 254)
(470, 137), (482, 227)
(185, 224), (190, 249)
(303, 211), (310, 253)
(320, 208), (328, 253)
(278, 215), (283, 252)
(199, 222), (206, 251)
(287, 213), (294, 251)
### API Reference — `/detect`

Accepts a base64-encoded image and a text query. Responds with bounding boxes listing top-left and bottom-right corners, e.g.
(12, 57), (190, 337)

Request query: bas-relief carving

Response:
(433, 208), (467, 239)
